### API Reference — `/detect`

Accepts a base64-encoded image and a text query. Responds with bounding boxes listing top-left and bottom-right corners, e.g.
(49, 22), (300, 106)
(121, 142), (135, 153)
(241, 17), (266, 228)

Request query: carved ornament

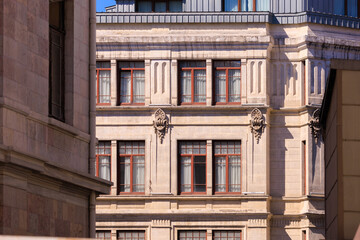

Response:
(250, 108), (265, 143)
(309, 108), (321, 143)
(153, 108), (168, 143)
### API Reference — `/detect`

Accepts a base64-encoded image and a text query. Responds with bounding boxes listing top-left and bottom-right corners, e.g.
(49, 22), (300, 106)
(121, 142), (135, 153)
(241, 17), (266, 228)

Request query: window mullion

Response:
(253, 0), (256, 11)
(130, 155), (133, 192)
(191, 69), (194, 103)
(130, 69), (134, 104)
(226, 69), (229, 103)
(226, 155), (229, 192)
(238, 0), (241, 11)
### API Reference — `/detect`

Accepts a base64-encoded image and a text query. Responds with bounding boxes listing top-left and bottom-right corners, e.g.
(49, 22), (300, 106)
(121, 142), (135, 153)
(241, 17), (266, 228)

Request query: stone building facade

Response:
(95, 0), (360, 239)
(0, 0), (110, 237)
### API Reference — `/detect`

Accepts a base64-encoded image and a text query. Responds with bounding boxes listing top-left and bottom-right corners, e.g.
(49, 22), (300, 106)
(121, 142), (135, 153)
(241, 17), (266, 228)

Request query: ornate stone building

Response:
(95, 0), (360, 239)
(0, 0), (110, 237)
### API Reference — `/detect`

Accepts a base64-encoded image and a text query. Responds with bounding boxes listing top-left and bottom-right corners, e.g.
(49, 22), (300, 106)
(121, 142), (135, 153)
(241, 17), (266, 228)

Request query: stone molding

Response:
(153, 108), (169, 143)
(248, 218), (268, 228)
(309, 108), (321, 143)
(250, 108), (265, 143)
(151, 219), (171, 228)
(271, 219), (302, 228)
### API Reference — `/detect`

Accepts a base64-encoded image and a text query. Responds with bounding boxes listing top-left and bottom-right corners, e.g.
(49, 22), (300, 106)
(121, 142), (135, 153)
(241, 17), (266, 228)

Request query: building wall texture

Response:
(0, 0), (110, 237)
(95, 1), (360, 240)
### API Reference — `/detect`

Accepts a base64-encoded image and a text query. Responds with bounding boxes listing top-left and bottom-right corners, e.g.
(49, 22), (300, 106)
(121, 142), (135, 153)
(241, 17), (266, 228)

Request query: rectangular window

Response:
(302, 141), (306, 196)
(213, 231), (241, 240)
(96, 141), (111, 181)
(118, 62), (145, 105)
(224, 0), (268, 11)
(214, 141), (241, 193)
(214, 61), (241, 104)
(118, 141), (145, 194)
(96, 62), (111, 105)
(49, 0), (65, 121)
(117, 231), (145, 240)
(334, 0), (360, 17)
(96, 231), (111, 240)
(179, 141), (206, 194)
(179, 231), (206, 240)
(179, 61), (206, 104)
(136, 0), (182, 12)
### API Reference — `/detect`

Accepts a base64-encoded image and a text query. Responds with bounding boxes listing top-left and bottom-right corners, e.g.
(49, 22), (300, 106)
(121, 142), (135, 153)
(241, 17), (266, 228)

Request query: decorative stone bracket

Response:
(153, 108), (169, 143)
(309, 108), (321, 144)
(250, 108), (265, 143)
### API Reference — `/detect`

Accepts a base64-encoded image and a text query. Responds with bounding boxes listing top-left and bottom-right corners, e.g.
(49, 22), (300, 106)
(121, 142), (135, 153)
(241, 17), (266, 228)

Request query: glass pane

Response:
(133, 70), (145, 103)
(155, 1), (167, 12)
(181, 71), (192, 103)
(133, 156), (145, 192)
(119, 157), (131, 192)
(334, 0), (345, 15)
(225, 0), (238, 11)
(169, 0), (182, 12)
(120, 71), (131, 103)
(229, 69), (241, 102)
(215, 157), (226, 192)
(215, 70), (226, 102)
(348, 0), (357, 17)
(138, 1), (152, 12)
(194, 70), (206, 102)
(193, 156), (206, 192)
(99, 156), (111, 181)
(99, 70), (111, 103)
(256, 0), (269, 11)
(96, 61), (110, 68)
(229, 156), (241, 192)
(181, 157), (191, 192)
(241, 0), (253, 11)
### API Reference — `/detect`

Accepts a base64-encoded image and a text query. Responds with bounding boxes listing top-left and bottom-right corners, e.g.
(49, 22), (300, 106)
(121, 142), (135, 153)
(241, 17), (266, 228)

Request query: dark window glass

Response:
(96, 231), (111, 240)
(213, 231), (241, 240)
(118, 62), (145, 105)
(117, 231), (145, 240)
(179, 231), (206, 240)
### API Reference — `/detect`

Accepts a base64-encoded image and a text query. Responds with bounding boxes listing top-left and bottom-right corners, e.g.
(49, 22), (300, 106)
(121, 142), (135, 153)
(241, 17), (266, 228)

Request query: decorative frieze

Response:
(250, 108), (265, 143)
(153, 108), (169, 143)
(151, 219), (171, 228)
(271, 219), (301, 228)
(248, 218), (268, 228)
(309, 108), (321, 143)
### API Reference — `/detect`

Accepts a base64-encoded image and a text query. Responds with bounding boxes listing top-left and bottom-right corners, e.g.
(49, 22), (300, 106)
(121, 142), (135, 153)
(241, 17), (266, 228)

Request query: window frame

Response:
(213, 141), (241, 195)
(212, 230), (242, 240)
(136, 0), (182, 12)
(117, 230), (146, 240)
(178, 230), (207, 240)
(117, 141), (145, 195)
(96, 230), (112, 240)
(223, 0), (256, 11)
(178, 141), (207, 195)
(49, 0), (65, 121)
(213, 61), (241, 105)
(178, 61), (207, 105)
(96, 62), (111, 106)
(95, 141), (111, 181)
(118, 62), (145, 106)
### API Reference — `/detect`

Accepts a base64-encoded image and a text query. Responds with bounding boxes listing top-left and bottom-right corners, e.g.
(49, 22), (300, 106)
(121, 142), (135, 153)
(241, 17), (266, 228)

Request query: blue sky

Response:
(96, 0), (116, 12)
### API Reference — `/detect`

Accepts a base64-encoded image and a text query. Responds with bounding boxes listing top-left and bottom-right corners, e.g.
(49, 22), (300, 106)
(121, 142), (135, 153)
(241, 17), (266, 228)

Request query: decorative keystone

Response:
(250, 108), (265, 143)
(153, 108), (169, 143)
(309, 108), (321, 144)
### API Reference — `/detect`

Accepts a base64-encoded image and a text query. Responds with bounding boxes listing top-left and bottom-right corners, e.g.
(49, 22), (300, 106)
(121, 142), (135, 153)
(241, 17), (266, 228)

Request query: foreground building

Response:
(320, 61), (360, 240)
(95, 0), (360, 239)
(0, 0), (110, 237)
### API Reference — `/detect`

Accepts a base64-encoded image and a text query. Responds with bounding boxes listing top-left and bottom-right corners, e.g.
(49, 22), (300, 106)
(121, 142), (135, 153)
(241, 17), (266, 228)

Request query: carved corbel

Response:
(250, 108), (265, 143)
(309, 108), (321, 144)
(153, 108), (169, 143)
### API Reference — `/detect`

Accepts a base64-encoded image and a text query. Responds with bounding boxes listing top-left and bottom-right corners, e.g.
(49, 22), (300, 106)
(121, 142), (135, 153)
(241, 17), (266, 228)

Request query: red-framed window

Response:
(96, 62), (111, 105)
(179, 61), (206, 105)
(214, 61), (241, 104)
(179, 141), (207, 194)
(223, 0), (269, 11)
(96, 231), (111, 240)
(214, 141), (241, 194)
(136, 0), (182, 12)
(117, 231), (145, 240)
(118, 62), (145, 105)
(179, 230), (207, 240)
(118, 141), (145, 194)
(213, 231), (241, 240)
(95, 141), (111, 181)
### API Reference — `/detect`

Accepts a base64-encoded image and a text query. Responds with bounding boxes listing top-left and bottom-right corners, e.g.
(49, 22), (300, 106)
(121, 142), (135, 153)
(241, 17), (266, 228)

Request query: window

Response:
(334, 0), (360, 17)
(214, 141), (241, 193)
(179, 141), (206, 194)
(118, 141), (145, 194)
(96, 141), (111, 181)
(96, 231), (111, 240)
(179, 231), (206, 240)
(179, 61), (206, 104)
(96, 62), (111, 105)
(213, 231), (241, 240)
(49, 0), (65, 121)
(118, 62), (145, 105)
(223, 0), (269, 11)
(214, 61), (241, 104)
(117, 231), (145, 240)
(136, 0), (182, 12)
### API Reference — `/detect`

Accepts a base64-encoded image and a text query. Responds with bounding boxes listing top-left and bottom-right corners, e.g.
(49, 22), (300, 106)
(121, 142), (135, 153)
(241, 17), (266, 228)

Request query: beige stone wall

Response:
(94, 22), (360, 240)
